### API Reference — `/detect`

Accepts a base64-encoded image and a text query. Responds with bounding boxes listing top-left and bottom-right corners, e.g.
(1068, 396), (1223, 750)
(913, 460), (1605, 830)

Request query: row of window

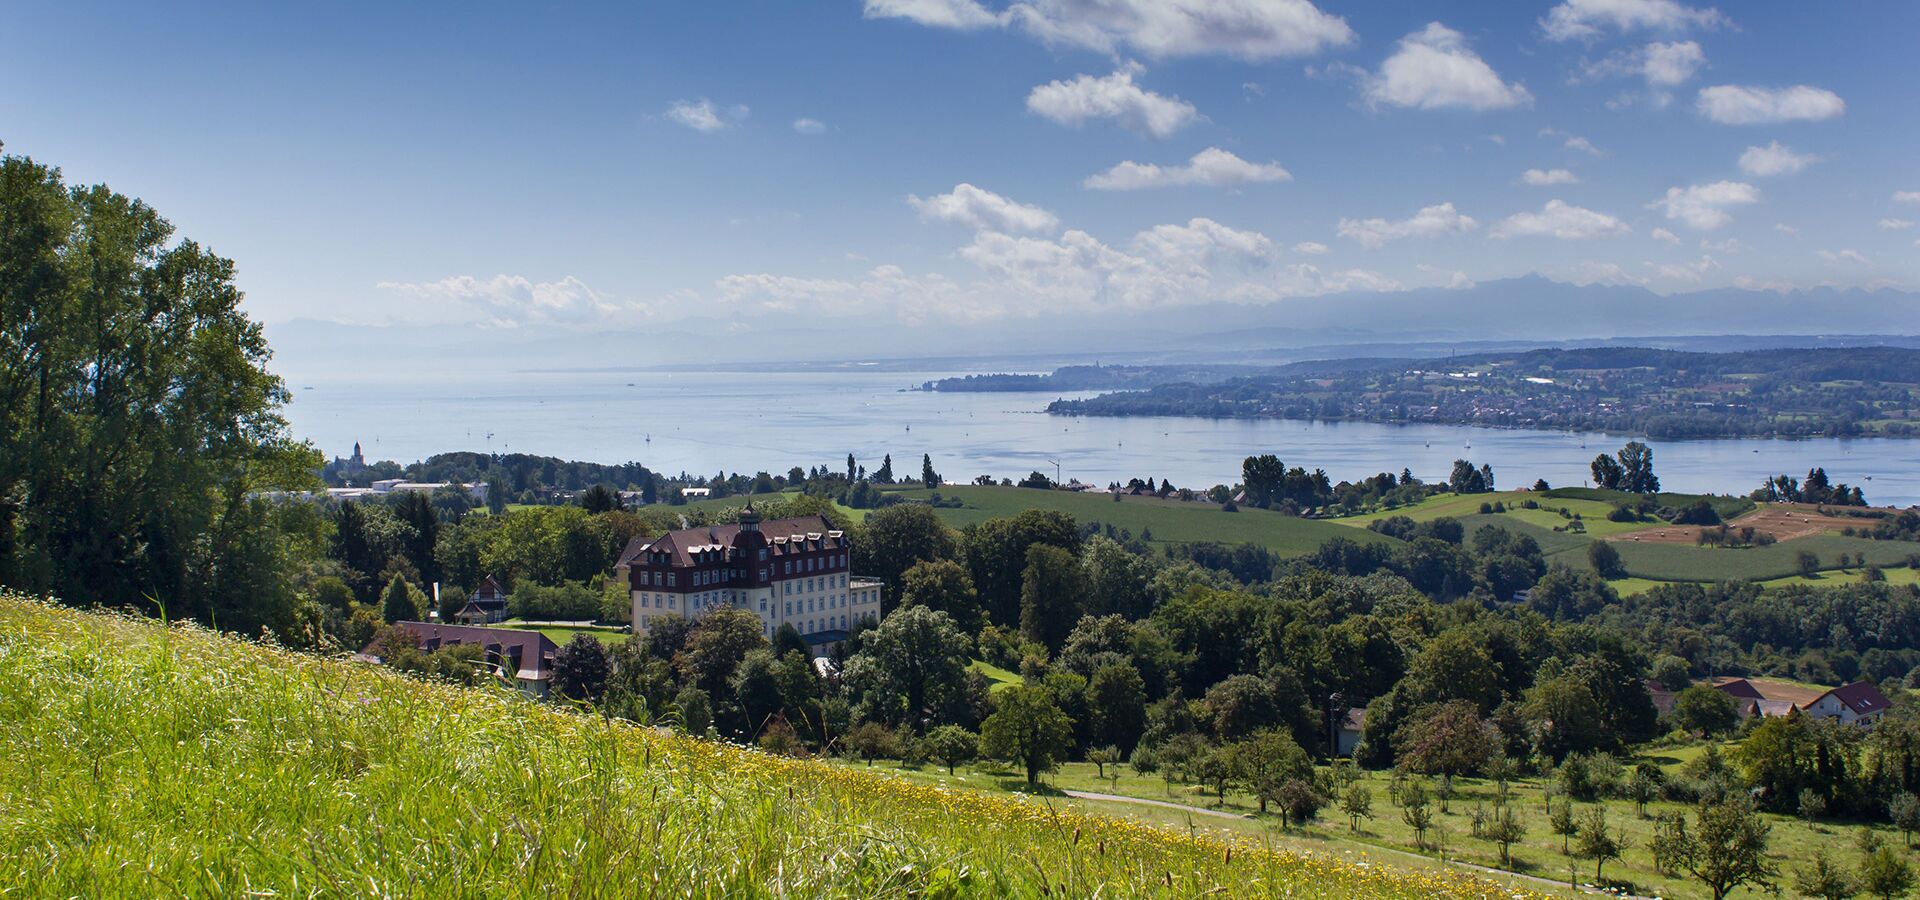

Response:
(634, 551), (850, 589)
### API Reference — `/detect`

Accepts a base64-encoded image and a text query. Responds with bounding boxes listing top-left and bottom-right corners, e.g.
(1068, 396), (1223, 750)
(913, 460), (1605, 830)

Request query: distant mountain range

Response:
(264, 276), (1920, 382)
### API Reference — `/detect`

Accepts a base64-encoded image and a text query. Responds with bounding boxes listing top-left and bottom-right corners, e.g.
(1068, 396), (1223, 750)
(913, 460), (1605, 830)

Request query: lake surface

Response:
(286, 370), (1920, 507)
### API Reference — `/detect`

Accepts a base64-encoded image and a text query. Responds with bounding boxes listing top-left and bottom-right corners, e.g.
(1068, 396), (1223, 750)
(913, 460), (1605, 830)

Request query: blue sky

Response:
(3, 0), (1916, 332)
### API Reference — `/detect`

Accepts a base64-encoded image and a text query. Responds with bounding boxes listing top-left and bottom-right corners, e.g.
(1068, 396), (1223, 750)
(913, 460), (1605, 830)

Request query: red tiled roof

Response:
(1827, 681), (1891, 715)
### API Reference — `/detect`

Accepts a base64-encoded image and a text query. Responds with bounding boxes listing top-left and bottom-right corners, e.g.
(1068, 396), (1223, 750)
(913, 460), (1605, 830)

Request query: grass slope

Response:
(0, 594), (1526, 899)
(888, 485), (1394, 557)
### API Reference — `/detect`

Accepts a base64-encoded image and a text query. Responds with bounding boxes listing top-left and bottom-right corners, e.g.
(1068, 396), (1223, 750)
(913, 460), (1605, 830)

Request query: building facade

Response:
(617, 507), (882, 645)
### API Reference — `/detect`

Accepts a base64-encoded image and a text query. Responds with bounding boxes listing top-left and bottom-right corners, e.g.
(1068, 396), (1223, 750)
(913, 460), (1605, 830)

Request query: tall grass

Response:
(0, 592), (1533, 898)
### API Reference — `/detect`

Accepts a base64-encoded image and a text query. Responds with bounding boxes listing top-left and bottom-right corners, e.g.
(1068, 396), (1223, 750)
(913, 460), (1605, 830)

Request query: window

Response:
(758, 548), (767, 561)
(667, 573), (677, 587)
(783, 561), (792, 575)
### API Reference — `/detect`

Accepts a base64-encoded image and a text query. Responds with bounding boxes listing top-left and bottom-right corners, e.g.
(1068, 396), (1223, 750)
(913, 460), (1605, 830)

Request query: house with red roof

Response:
(1712, 676), (1891, 727)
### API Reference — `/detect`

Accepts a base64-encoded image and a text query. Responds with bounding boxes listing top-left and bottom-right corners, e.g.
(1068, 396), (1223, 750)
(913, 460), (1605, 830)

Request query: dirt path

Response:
(1062, 789), (1651, 899)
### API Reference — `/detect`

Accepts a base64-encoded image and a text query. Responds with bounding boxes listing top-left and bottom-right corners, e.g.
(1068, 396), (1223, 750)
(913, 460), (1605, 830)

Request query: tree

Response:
(1205, 674), (1282, 741)
(1800, 550), (1823, 578)
(1401, 781), (1435, 848)
(898, 559), (982, 633)
(980, 685), (1075, 785)
(1669, 799), (1779, 900)
(1276, 778), (1325, 828)
(1587, 540), (1627, 579)
(552, 634), (611, 702)
(0, 151), (322, 636)
(1616, 441), (1660, 494)
(852, 605), (971, 727)
(1575, 806), (1626, 882)
(1229, 729), (1312, 815)
(844, 721), (900, 766)
(1795, 850), (1859, 900)
(1394, 700), (1500, 779)
(921, 454), (940, 489)
(1484, 806), (1526, 869)
(580, 484), (620, 514)
(1523, 673), (1607, 762)
(1087, 745), (1123, 781)
(1549, 800), (1577, 854)
(381, 575), (424, 623)
(1673, 684), (1741, 736)
(856, 505), (958, 603)
(1891, 793), (1920, 848)
(677, 607), (770, 698)
(1019, 544), (1089, 651)
(873, 454), (895, 484)
(1449, 459), (1493, 493)
(675, 686), (712, 736)
(922, 725), (978, 775)
(963, 510), (1079, 627)
(1086, 662), (1149, 753)
(1341, 784), (1374, 833)
(1865, 846), (1916, 900)
(1591, 453), (1626, 490)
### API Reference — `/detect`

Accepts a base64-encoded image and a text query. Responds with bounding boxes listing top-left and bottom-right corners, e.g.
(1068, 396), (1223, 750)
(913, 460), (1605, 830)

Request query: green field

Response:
(967, 659), (1024, 693)
(0, 594), (1527, 899)
(495, 621), (632, 646)
(884, 485), (1397, 556)
(1608, 532), (1920, 582)
(841, 752), (1888, 900)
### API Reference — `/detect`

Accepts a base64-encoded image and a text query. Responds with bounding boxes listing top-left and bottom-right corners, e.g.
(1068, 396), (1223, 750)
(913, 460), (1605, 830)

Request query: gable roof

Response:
(474, 574), (505, 600)
(363, 622), (557, 681)
(1825, 681), (1892, 715)
(616, 514), (842, 569)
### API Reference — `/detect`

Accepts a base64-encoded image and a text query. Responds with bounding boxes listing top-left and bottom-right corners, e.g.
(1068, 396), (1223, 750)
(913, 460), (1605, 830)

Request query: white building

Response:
(615, 505), (883, 649)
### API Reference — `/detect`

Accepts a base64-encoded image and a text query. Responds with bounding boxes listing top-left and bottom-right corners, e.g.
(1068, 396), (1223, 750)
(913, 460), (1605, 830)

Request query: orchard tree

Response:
(980, 685), (1074, 785)
(922, 725), (978, 775)
(1576, 807), (1626, 882)
(1670, 799), (1779, 900)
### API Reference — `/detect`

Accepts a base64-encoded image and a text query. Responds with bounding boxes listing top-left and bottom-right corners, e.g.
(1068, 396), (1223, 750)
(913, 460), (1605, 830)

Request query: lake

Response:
(286, 369), (1920, 507)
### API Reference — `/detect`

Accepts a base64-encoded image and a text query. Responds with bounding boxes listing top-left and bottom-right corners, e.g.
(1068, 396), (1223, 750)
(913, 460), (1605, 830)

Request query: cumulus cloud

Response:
(377, 275), (622, 327)
(1338, 202), (1478, 248)
(1541, 0), (1727, 41)
(1773, 223), (1799, 236)
(1364, 23), (1532, 111)
(1521, 168), (1580, 186)
(1131, 217), (1276, 270)
(862, 0), (1355, 61)
(1696, 85), (1845, 124)
(1895, 192), (1920, 205)
(792, 118), (828, 134)
(1583, 40), (1705, 88)
(1880, 219), (1916, 231)
(1649, 181), (1758, 230)
(1083, 147), (1291, 190)
(1651, 227), (1681, 244)
(1652, 255), (1721, 283)
(1492, 200), (1631, 240)
(1293, 241), (1331, 255)
(665, 99), (747, 133)
(1027, 64), (1199, 137)
(1817, 249), (1871, 265)
(908, 183), (1059, 233)
(1737, 141), (1819, 177)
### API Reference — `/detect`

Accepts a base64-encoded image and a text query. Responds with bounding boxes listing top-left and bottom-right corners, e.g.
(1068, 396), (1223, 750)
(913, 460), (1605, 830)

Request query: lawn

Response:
(495, 621), (632, 646)
(968, 659), (1024, 693)
(0, 593), (1524, 899)
(1607, 532), (1920, 582)
(841, 752), (1894, 900)
(883, 485), (1398, 557)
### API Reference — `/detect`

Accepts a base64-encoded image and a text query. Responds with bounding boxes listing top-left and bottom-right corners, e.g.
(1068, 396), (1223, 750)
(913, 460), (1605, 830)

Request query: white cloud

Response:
(862, 0), (1002, 29)
(1696, 85), (1845, 125)
(377, 274), (623, 326)
(1492, 200), (1631, 240)
(1561, 261), (1648, 287)
(1542, 0), (1727, 41)
(1895, 192), (1920, 205)
(1337, 202), (1477, 248)
(1293, 241), (1331, 255)
(1651, 227), (1681, 244)
(665, 99), (731, 133)
(1700, 237), (1742, 254)
(1130, 217), (1275, 267)
(864, 0), (1355, 61)
(1648, 181), (1758, 230)
(908, 183), (1059, 233)
(1583, 40), (1705, 87)
(1084, 147), (1291, 190)
(1737, 141), (1819, 177)
(1817, 249), (1871, 265)
(1880, 219), (1916, 231)
(1652, 255), (1721, 283)
(1564, 136), (1602, 156)
(1521, 168), (1579, 186)
(792, 118), (828, 134)
(1773, 223), (1799, 236)
(1027, 64), (1199, 137)
(1364, 23), (1532, 112)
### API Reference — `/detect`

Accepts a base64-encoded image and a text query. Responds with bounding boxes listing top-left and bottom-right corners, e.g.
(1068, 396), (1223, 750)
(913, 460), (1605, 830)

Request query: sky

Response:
(3, 0), (1918, 336)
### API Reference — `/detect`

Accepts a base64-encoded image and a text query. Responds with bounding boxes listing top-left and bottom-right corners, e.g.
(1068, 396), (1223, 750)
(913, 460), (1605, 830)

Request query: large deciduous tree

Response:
(0, 149), (321, 633)
(981, 684), (1074, 785)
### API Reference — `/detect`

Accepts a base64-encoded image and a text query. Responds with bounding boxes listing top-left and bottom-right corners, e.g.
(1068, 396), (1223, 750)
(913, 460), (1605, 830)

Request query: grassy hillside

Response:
(0, 593), (1530, 899)
(886, 485), (1394, 556)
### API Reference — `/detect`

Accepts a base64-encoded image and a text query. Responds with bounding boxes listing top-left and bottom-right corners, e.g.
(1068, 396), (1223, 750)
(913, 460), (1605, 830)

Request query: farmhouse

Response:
(616, 505), (883, 649)
(451, 575), (508, 625)
(1712, 677), (1891, 727)
(359, 622), (557, 698)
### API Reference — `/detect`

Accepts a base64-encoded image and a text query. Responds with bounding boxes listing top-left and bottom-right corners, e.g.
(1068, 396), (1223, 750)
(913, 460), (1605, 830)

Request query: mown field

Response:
(842, 752), (1892, 900)
(884, 485), (1394, 556)
(0, 594), (1531, 899)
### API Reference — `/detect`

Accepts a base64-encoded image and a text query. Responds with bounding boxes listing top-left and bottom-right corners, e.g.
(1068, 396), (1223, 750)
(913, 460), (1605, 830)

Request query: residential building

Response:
(453, 575), (508, 625)
(616, 505), (883, 651)
(358, 622), (556, 698)
(1711, 676), (1891, 727)
(1335, 707), (1367, 758)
